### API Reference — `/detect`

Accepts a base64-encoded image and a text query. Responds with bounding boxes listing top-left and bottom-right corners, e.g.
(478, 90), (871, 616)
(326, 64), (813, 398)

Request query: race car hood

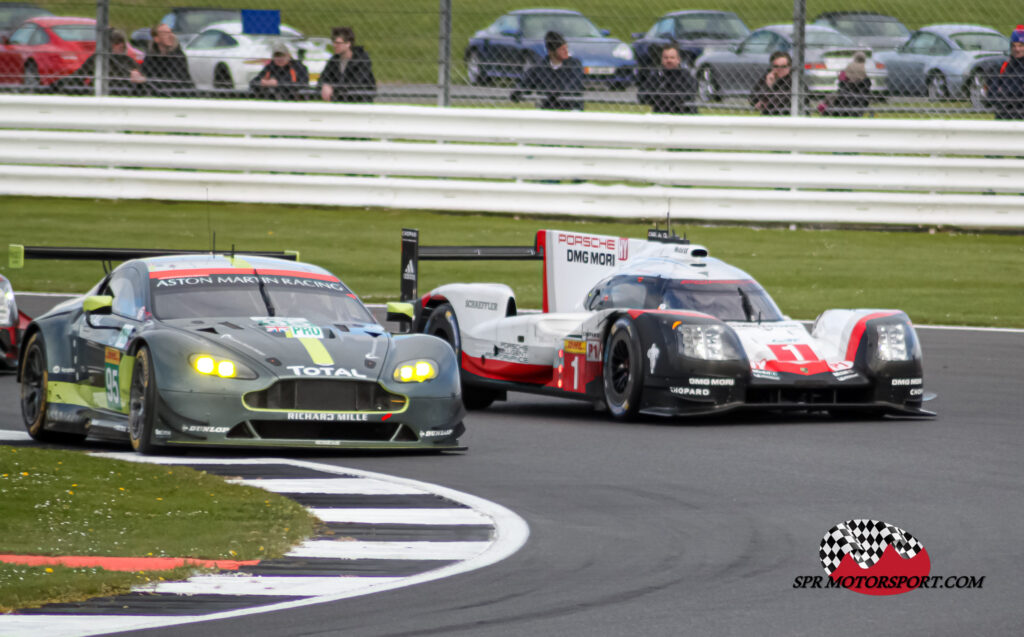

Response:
(729, 320), (848, 376)
(165, 316), (391, 381)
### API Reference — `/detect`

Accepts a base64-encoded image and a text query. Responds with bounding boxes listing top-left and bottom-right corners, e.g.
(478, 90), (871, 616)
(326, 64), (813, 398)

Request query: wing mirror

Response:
(385, 301), (415, 333)
(83, 295), (113, 314)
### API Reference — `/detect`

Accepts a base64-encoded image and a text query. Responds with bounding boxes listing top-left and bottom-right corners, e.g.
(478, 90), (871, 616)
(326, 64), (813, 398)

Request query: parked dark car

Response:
(631, 10), (749, 72)
(812, 12), (911, 51)
(875, 24), (1008, 107)
(464, 8), (636, 88)
(129, 6), (239, 50)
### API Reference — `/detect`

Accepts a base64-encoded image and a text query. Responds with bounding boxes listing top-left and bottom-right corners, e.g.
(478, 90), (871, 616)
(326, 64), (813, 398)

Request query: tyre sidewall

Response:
(603, 316), (643, 419)
(129, 347), (159, 453)
(20, 333), (48, 437)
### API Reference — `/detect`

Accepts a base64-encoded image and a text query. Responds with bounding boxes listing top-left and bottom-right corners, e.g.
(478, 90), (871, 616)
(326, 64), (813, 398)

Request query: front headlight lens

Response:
(613, 43), (634, 60)
(876, 324), (909, 361)
(677, 324), (739, 360)
(190, 354), (254, 379)
(393, 359), (438, 383)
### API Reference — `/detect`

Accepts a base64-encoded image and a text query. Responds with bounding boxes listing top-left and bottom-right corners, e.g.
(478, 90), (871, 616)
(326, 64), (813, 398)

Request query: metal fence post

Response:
(791, 0), (805, 117)
(437, 0), (452, 107)
(95, 0), (110, 96)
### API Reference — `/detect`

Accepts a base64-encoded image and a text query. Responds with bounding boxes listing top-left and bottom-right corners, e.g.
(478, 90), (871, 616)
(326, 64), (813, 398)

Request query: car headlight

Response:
(875, 324), (909, 361)
(613, 43), (634, 60)
(189, 354), (257, 379)
(677, 324), (741, 361)
(392, 359), (438, 383)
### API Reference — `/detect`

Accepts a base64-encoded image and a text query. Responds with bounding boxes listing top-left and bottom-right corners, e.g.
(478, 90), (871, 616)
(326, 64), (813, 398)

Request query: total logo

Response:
(286, 365), (368, 378)
(819, 519), (930, 596)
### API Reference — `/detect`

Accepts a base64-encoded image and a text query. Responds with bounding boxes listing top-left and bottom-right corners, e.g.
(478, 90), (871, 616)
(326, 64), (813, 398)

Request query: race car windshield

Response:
(151, 274), (376, 324)
(660, 281), (784, 322)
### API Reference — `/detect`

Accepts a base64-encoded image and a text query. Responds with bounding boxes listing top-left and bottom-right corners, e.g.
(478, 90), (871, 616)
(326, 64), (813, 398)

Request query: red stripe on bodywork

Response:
(537, 230), (550, 313)
(461, 352), (552, 384)
(762, 360), (831, 375)
(844, 311), (900, 361)
(255, 269), (339, 282)
(150, 268), (254, 279)
(626, 309), (713, 320)
(0, 554), (260, 572)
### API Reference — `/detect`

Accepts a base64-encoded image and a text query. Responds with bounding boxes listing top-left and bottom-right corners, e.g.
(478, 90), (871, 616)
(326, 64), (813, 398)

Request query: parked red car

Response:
(0, 16), (144, 87)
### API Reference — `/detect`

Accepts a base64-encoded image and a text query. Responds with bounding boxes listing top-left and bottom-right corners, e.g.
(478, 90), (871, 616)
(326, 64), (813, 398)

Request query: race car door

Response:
(74, 266), (146, 415)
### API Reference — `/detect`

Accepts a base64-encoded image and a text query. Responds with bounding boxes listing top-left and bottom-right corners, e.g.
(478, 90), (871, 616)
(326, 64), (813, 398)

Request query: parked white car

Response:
(184, 21), (330, 91)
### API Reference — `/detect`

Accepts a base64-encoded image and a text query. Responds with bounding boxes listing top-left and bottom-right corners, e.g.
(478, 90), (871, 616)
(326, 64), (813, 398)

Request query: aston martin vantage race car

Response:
(16, 249), (465, 453)
(395, 228), (933, 419)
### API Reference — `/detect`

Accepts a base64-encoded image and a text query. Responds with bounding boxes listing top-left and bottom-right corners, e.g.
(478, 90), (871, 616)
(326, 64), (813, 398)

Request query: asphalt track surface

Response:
(2, 323), (1022, 636)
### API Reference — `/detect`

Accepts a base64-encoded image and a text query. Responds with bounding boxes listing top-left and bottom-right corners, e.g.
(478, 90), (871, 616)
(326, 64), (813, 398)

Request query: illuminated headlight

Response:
(875, 324), (909, 361)
(612, 43), (634, 60)
(677, 324), (740, 360)
(189, 354), (256, 379)
(392, 359), (438, 383)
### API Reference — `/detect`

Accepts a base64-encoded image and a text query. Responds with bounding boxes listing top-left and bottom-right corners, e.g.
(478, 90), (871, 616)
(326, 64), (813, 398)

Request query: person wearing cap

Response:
(818, 52), (872, 117)
(637, 44), (698, 114)
(318, 26), (376, 103)
(510, 30), (584, 111)
(750, 51), (793, 115)
(55, 28), (140, 95)
(133, 22), (194, 96)
(989, 25), (1024, 120)
(250, 41), (310, 100)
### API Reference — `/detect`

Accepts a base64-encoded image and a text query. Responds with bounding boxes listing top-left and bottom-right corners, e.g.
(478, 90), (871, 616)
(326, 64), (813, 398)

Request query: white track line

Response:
(137, 575), (402, 596)
(286, 540), (490, 561)
(310, 507), (492, 525)
(229, 477), (428, 495)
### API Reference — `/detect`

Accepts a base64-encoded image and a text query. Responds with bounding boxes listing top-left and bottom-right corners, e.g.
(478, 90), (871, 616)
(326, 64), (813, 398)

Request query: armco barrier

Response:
(1, 95), (1023, 228)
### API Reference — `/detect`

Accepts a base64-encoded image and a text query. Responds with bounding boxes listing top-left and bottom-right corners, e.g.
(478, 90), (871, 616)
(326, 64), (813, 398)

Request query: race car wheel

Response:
(128, 346), (163, 454)
(697, 66), (720, 103)
(20, 333), (85, 443)
(466, 51), (489, 86)
(424, 303), (497, 410)
(603, 316), (643, 420)
(926, 73), (948, 101)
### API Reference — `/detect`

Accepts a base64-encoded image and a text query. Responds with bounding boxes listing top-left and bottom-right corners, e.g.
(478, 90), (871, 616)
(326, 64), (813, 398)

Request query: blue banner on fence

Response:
(241, 10), (280, 35)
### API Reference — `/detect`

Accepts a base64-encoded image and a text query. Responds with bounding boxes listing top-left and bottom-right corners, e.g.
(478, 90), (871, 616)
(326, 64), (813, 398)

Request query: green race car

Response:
(17, 251), (465, 453)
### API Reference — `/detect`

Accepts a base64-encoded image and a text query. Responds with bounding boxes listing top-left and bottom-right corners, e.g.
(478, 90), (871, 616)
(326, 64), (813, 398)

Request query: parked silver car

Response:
(694, 24), (887, 102)
(874, 24), (1008, 106)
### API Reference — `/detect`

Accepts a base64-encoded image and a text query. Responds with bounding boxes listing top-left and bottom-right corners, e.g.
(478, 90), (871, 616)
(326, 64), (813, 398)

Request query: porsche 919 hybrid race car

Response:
(395, 228), (934, 420)
(15, 248), (465, 453)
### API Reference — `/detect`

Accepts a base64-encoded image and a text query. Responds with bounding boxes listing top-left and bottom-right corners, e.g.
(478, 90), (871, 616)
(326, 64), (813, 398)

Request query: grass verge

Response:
(2, 197), (1022, 328)
(0, 445), (317, 612)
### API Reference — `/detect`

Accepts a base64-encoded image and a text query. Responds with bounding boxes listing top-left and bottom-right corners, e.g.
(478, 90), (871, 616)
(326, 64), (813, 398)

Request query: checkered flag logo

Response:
(819, 519), (924, 576)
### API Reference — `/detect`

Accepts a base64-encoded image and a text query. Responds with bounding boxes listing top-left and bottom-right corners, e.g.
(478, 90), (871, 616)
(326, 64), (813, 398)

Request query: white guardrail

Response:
(2, 95), (1024, 228)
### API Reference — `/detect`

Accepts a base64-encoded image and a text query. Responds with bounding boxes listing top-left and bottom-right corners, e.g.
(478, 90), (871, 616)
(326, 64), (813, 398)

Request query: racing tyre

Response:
(697, 66), (720, 103)
(22, 60), (40, 91)
(213, 64), (233, 90)
(128, 346), (164, 454)
(424, 303), (497, 410)
(967, 72), (986, 109)
(20, 333), (84, 443)
(603, 316), (643, 420)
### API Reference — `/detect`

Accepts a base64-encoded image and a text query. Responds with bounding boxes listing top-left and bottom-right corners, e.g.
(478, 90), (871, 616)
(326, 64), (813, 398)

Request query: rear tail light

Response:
(804, 62), (825, 70)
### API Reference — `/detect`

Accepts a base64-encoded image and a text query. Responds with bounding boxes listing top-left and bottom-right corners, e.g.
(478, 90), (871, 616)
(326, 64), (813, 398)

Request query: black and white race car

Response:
(392, 228), (934, 419)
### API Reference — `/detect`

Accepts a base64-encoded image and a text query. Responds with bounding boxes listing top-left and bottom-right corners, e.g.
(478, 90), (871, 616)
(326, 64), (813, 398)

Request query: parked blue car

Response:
(631, 10), (750, 70)
(464, 9), (636, 88)
(875, 24), (1008, 107)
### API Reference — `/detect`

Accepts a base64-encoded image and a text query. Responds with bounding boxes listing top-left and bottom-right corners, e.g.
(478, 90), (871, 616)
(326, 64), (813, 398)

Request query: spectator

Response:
(133, 22), (194, 95)
(750, 51), (793, 116)
(818, 52), (871, 117)
(318, 26), (376, 103)
(54, 28), (139, 94)
(511, 31), (584, 111)
(250, 41), (309, 100)
(989, 25), (1024, 120)
(638, 45), (698, 114)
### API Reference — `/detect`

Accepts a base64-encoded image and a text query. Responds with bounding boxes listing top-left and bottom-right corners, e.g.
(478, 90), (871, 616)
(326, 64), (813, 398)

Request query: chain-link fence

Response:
(1, 0), (1022, 118)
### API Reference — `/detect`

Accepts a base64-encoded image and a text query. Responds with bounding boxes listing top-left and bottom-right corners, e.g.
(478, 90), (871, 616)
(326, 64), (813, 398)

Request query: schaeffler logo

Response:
(793, 518), (985, 595)
(820, 519), (930, 596)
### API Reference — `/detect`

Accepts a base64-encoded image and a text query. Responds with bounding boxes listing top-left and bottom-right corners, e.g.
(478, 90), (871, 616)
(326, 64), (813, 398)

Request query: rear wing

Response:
(400, 228), (696, 313)
(8, 245), (299, 269)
